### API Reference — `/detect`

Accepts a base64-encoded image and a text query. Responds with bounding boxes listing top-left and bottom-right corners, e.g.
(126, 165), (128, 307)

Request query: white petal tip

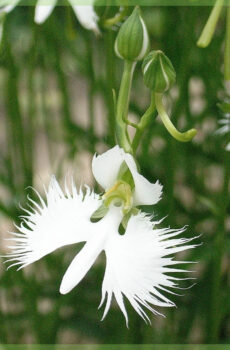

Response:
(59, 284), (70, 295)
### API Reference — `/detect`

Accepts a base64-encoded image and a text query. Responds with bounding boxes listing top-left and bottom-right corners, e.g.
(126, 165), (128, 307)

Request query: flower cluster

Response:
(4, 146), (197, 325)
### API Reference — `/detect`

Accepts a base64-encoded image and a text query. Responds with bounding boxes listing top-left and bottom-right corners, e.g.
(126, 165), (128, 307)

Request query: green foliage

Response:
(0, 5), (229, 345)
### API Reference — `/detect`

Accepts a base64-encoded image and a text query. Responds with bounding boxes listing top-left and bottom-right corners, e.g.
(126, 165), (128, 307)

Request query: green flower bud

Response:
(115, 6), (149, 62)
(142, 50), (176, 93)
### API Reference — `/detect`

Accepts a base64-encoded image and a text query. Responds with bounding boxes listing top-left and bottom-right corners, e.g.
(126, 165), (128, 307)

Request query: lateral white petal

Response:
(92, 146), (125, 190)
(60, 205), (123, 295)
(5, 176), (102, 269)
(69, 4), (100, 34)
(226, 142), (230, 151)
(124, 153), (163, 206)
(34, 0), (57, 24)
(101, 213), (197, 323)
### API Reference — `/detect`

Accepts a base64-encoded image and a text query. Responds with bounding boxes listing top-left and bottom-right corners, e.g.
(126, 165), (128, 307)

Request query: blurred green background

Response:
(0, 4), (230, 345)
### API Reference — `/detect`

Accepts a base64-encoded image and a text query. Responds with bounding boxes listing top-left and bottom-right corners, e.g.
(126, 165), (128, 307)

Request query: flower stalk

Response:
(115, 60), (136, 153)
(197, 0), (224, 48)
(155, 93), (197, 142)
(132, 92), (157, 152)
(103, 7), (128, 28)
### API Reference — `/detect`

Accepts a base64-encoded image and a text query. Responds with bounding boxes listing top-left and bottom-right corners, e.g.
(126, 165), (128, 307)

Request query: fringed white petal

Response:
(34, 0), (57, 24)
(60, 205), (123, 295)
(92, 145), (162, 206)
(5, 176), (102, 270)
(100, 213), (197, 324)
(69, 4), (100, 35)
(216, 115), (230, 135)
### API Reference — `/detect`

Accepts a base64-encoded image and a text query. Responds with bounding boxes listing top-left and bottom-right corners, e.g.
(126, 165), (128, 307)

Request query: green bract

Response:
(115, 7), (149, 62)
(142, 50), (176, 93)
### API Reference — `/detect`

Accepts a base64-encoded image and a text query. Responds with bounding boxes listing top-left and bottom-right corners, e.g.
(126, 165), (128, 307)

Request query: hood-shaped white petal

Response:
(68, 4), (100, 35)
(34, 0), (57, 24)
(5, 176), (102, 269)
(92, 146), (125, 190)
(92, 145), (162, 206)
(123, 153), (162, 206)
(100, 212), (197, 325)
(60, 205), (123, 295)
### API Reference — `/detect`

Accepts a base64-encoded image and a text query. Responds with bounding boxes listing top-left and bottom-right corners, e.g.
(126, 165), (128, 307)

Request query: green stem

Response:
(86, 32), (96, 152)
(105, 30), (116, 145)
(132, 92), (156, 152)
(224, 6), (230, 80)
(197, 0), (224, 48)
(155, 93), (197, 142)
(5, 40), (30, 190)
(116, 60), (136, 153)
(103, 7), (128, 28)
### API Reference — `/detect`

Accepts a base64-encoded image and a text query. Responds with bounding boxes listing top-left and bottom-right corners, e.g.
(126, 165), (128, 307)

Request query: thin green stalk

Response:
(116, 60), (136, 153)
(224, 6), (230, 80)
(25, 17), (37, 191)
(40, 60), (54, 164)
(155, 93), (197, 142)
(5, 41), (30, 190)
(197, 0), (224, 48)
(105, 30), (116, 145)
(86, 32), (96, 152)
(103, 7), (128, 28)
(132, 92), (156, 153)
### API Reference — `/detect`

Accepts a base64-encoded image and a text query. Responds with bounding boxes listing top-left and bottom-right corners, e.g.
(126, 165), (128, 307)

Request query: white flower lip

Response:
(60, 205), (123, 295)
(92, 145), (163, 206)
(60, 233), (105, 295)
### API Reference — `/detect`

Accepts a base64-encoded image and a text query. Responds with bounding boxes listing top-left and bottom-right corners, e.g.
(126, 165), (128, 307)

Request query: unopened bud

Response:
(115, 6), (149, 62)
(142, 50), (176, 93)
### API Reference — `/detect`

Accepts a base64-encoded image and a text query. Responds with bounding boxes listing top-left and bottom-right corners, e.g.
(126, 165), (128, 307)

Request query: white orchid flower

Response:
(4, 146), (197, 325)
(35, 2), (100, 34)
